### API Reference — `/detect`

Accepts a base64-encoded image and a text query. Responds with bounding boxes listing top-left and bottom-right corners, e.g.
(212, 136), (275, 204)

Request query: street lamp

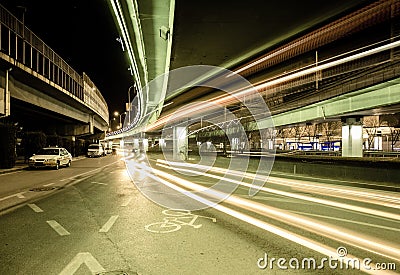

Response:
(108, 118), (113, 132)
(112, 111), (120, 130)
(113, 111), (126, 129)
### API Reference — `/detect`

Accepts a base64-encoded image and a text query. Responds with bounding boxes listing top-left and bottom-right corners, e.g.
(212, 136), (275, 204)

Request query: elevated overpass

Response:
(0, 4), (109, 136)
(106, 0), (400, 157)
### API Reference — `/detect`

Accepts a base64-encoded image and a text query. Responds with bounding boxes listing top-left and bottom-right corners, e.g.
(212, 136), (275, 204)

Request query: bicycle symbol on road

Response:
(145, 209), (217, 233)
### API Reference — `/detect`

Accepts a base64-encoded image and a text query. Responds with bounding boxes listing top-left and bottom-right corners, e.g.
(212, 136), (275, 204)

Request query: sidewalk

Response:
(0, 156), (87, 175)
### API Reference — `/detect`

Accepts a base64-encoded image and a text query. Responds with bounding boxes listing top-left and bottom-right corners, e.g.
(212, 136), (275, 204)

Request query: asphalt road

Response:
(0, 153), (399, 274)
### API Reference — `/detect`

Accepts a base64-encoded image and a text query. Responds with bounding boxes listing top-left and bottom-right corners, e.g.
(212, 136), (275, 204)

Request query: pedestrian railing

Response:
(0, 4), (109, 123)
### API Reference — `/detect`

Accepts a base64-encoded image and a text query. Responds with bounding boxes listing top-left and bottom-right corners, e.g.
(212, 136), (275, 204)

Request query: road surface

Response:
(0, 153), (398, 274)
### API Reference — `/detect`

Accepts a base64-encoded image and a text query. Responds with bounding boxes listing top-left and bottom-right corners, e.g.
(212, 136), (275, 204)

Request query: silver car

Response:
(87, 144), (105, 157)
(29, 147), (72, 170)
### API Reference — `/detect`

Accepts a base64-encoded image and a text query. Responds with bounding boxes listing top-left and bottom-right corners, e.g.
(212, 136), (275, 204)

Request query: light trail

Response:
(156, 160), (400, 219)
(128, 159), (400, 270)
(154, 162), (400, 261)
(146, 39), (400, 132)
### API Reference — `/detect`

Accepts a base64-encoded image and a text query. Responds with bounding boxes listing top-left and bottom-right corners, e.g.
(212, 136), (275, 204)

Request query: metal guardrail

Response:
(364, 151), (400, 158)
(0, 4), (109, 123)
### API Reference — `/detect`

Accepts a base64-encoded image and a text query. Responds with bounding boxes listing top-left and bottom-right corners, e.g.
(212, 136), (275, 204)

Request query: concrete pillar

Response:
(173, 126), (188, 161)
(89, 115), (94, 134)
(341, 117), (363, 157)
(159, 138), (166, 149)
(142, 138), (149, 152)
(133, 138), (139, 151)
(232, 137), (239, 151)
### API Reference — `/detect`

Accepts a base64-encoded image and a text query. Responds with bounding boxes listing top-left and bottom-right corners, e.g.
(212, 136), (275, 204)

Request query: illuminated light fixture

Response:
(128, 65), (134, 76)
(159, 26), (170, 40)
(109, 0), (146, 88)
(116, 36), (125, 51)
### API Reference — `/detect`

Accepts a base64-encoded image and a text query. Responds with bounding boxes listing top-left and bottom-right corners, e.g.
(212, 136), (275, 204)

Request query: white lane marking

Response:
(144, 173), (374, 274)
(91, 181), (108, 185)
(0, 194), (16, 201)
(43, 182), (55, 187)
(155, 162), (400, 260)
(28, 203), (43, 213)
(121, 197), (132, 207)
(0, 192), (26, 202)
(46, 220), (70, 236)
(0, 170), (22, 176)
(16, 192), (25, 198)
(58, 252), (105, 275)
(99, 215), (119, 233)
(58, 160), (120, 182)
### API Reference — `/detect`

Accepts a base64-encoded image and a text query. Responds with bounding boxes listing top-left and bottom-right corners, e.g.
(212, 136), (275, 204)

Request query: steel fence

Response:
(0, 4), (109, 124)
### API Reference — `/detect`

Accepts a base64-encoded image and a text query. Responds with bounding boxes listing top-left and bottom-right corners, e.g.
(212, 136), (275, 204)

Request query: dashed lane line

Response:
(46, 220), (70, 236)
(121, 197), (132, 207)
(91, 181), (108, 185)
(27, 203), (44, 213)
(58, 160), (120, 182)
(99, 215), (119, 233)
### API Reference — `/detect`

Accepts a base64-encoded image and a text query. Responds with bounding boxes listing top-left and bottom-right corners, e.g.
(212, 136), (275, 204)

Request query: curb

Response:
(0, 156), (87, 175)
(0, 166), (26, 175)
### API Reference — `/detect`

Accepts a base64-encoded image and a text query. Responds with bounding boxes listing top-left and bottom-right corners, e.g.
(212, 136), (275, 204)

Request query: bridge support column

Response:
(89, 115), (94, 135)
(133, 138), (139, 151)
(141, 138), (148, 152)
(341, 117), (363, 157)
(173, 126), (188, 161)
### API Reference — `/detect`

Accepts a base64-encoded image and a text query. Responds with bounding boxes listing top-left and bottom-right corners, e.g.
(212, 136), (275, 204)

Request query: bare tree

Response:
(304, 123), (318, 141)
(260, 128), (275, 150)
(363, 116), (380, 149)
(390, 129), (400, 151)
(276, 128), (295, 150)
(321, 121), (341, 150)
(293, 125), (306, 143)
(381, 115), (400, 151)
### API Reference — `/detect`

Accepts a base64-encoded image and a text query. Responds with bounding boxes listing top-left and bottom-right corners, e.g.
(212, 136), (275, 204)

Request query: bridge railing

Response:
(0, 4), (109, 124)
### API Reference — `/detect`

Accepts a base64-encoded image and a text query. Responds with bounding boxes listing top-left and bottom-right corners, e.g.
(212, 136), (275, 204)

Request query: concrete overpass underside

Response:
(258, 77), (400, 129)
(1, 70), (105, 136)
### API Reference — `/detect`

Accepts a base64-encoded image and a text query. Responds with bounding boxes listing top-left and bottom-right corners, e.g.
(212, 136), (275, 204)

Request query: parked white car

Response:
(29, 147), (72, 170)
(87, 144), (105, 157)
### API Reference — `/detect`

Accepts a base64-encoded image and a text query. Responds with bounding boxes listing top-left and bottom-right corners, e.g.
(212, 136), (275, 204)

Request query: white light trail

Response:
(130, 159), (399, 270)
(145, 40), (400, 132)
(157, 160), (400, 218)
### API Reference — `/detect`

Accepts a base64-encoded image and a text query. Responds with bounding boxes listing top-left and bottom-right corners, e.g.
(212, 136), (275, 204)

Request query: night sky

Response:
(0, 0), (133, 116)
